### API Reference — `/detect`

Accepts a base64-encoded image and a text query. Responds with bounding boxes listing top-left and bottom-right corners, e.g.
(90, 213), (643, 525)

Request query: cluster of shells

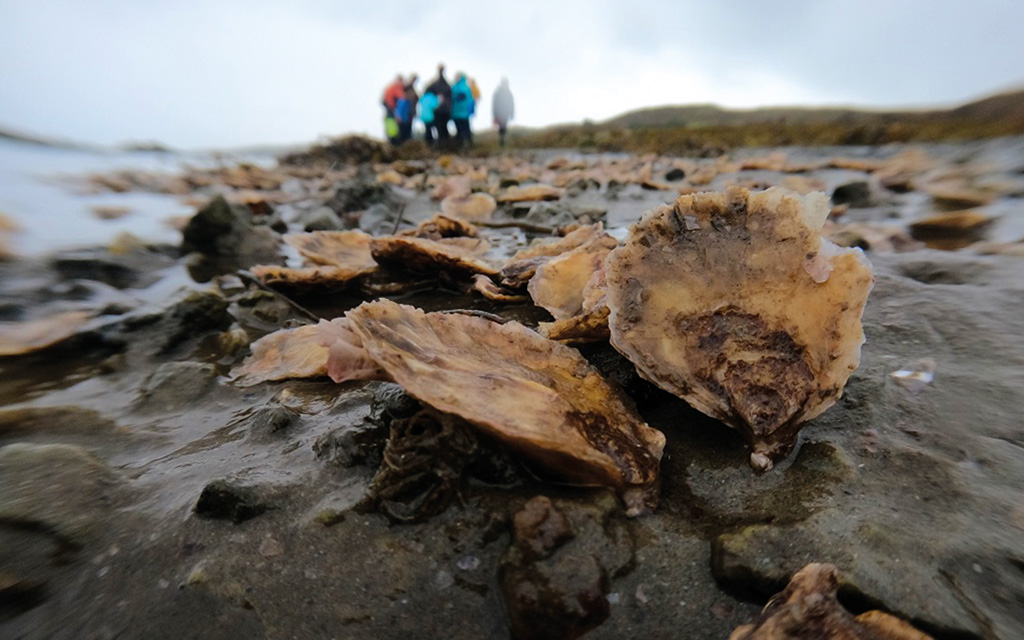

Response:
(225, 179), (874, 515)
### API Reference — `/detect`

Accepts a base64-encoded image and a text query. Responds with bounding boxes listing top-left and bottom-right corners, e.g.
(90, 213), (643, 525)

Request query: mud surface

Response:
(1, 138), (1023, 639)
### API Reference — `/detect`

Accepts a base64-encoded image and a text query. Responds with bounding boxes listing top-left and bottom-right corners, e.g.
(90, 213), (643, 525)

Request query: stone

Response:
(831, 181), (874, 208)
(297, 206), (343, 232)
(194, 478), (271, 523)
(136, 361), (217, 410)
(0, 443), (120, 548)
(181, 195), (282, 268)
(499, 494), (634, 640)
(664, 167), (686, 181)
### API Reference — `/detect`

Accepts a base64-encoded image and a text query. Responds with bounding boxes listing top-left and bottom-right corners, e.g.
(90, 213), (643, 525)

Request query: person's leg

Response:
(437, 115), (451, 141)
(499, 125), (507, 146)
(424, 122), (435, 145)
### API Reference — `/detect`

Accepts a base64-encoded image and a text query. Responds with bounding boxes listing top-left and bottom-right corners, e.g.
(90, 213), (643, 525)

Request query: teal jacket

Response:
(451, 78), (474, 120)
(420, 92), (439, 124)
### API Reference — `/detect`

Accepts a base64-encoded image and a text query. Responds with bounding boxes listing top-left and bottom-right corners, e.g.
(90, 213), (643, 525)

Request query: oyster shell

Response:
(249, 264), (369, 291)
(606, 187), (873, 469)
(527, 232), (617, 320)
(343, 299), (665, 515)
(369, 236), (498, 278)
(283, 230), (376, 270)
(231, 324), (328, 386)
(440, 193), (497, 221)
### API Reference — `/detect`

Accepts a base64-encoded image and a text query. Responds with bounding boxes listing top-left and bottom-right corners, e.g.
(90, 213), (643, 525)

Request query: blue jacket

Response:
(451, 78), (474, 120)
(419, 92), (439, 124)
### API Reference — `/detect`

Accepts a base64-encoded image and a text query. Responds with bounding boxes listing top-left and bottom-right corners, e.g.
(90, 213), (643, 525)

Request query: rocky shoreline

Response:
(1, 137), (1023, 639)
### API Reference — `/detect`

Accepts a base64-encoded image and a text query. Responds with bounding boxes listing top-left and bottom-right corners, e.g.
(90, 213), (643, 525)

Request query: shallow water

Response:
(0, 139), (275, 255)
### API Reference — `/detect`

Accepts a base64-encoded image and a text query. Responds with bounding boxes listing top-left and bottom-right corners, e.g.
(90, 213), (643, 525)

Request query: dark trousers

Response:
(434, 111), (451, 141)
(498, 124), (508, 146)
(424, 121), (435, 145)
(398, 120), (413, 143)
(454, 118), (472, 145)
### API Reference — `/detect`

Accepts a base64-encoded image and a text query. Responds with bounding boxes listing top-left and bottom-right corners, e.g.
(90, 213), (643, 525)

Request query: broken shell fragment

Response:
(606, 187), (874, 469)
(471, 274), (529, 303)
(728, 563), (933, 640)
(889, 358), (935, 394)
(343, 299), (666, 515)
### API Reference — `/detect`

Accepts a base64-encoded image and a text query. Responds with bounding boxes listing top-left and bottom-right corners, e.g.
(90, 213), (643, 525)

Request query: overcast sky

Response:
(1, 0), (1022, 149)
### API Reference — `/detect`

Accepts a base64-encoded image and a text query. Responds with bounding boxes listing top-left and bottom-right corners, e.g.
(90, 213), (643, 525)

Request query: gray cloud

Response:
(0, 0), (1021, 147)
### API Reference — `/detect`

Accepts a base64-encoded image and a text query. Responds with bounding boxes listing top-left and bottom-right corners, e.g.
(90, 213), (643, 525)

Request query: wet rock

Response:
(327, 178), (401, 218)
(498, 494), (634, 640)
(136, 361), (217, 410)
(228, 289), (296, 333)
(313, 419), (386, 469)
(245, 403), (300, 440)
(308, 478), (369, 526)
(194, 478), (271, 523)
(297, 206), (343, 232)
(180, 195), (283, 277)
(831, 181), (874, 208)
(357, 202), (402, 235)
(160, 288), (232, 352)
(728, 563), (933, 640)
(710, 507), (984, 637)
(0, 406), (119, 440)
(523, 202), (577, 229)
(50, 247), (175, 290)
(665, 167), (686, 181)
(0, 443), (120, 548)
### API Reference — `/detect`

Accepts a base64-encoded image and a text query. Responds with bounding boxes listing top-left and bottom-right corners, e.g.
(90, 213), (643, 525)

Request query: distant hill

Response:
(602, 88), (1024, 130)
(498, 87), (1024, 155)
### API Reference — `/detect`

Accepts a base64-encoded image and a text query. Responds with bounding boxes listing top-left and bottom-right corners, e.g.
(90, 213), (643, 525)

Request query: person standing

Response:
(381, 74), (405, 144)
(492, 77), (515, 147)
(451, 72), (475, 147)
(419, 90), (439, 145)
(398, 74), (419, 143)
(425, 64), (452, 141)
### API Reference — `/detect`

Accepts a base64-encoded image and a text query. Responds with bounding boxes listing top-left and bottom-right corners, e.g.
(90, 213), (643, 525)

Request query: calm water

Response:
(0, 139), (274, 256)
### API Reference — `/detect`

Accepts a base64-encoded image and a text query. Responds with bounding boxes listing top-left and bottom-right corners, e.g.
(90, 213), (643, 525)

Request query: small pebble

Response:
(456, 555), (480, 571)
(259, 535), (284, 557)
(435, 570), (454, 590)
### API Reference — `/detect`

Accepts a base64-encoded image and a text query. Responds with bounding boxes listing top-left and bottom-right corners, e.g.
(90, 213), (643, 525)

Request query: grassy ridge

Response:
(487, 88), (1024, 155)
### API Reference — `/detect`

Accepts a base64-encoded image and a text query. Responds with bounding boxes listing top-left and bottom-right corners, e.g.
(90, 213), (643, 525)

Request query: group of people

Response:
(381, 64), (515, 148)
